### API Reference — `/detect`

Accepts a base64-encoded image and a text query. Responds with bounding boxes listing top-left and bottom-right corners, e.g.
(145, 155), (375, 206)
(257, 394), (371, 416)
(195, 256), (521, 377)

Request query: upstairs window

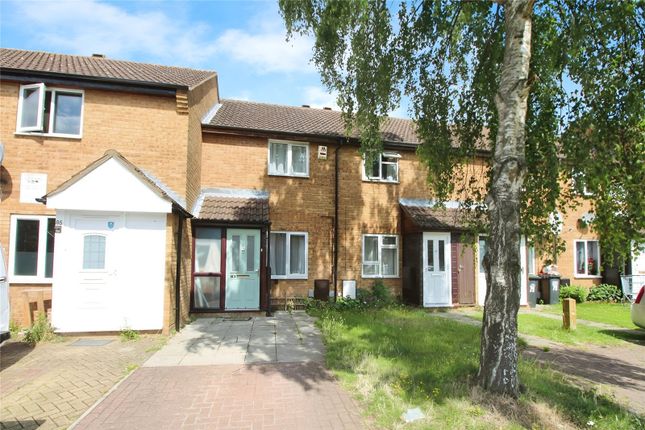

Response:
(363, 152), (400, 182)
(268, 140), (309, 177)
(16, 83), (84, 137)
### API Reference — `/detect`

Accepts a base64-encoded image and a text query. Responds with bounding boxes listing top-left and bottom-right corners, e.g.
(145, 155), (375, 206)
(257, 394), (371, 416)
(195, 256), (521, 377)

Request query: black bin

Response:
(314, 279), (330, 301)
(539, 275), (561, 305)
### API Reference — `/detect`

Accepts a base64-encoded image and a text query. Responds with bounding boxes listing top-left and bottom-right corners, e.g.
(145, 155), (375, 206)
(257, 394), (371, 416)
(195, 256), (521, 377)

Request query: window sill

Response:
(15, 131), (82, 139)
(271, 276), (308, 280)
(362, 275), (399, 279)
(362, 178), (399, 184)
(268, 173), (310, 179)
(573, 275), (602, 279)
(9, 277), (53, 285)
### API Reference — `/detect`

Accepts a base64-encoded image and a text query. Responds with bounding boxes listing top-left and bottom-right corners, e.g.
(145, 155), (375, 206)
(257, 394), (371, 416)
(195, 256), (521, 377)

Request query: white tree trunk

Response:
(478, 0), (534, 397)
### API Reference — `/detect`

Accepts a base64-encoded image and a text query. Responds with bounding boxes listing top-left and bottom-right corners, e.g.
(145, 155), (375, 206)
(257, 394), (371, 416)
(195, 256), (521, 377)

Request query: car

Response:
(0, 243), (10, 343)
(632, 285), (645, 329)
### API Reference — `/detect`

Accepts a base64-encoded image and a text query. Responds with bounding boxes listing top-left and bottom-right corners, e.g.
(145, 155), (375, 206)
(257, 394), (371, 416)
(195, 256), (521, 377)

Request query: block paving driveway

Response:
(1, 334), (162, 430)
(74, 312), (364, 429)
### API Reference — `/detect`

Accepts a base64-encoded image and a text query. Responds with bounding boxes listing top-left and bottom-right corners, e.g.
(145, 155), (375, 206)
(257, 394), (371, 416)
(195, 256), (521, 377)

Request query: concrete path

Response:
(0, 335), (163, 430)
(434, 311), (645, 416)
(144, 312), (324, 367)
(73, 312), (364, 430)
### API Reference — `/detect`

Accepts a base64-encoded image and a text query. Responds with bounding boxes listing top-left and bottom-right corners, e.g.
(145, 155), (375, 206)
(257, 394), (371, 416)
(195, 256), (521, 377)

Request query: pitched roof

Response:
(193, 188), (269, 223)
(0, 48), (216, 89)
(400, 199), (468, 230)
(207, 99), (420, 145)
(43, 149), (190, 215)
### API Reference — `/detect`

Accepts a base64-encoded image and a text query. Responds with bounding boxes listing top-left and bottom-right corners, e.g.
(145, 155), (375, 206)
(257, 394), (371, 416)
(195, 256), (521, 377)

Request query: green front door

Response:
(225, 229), (260, 310)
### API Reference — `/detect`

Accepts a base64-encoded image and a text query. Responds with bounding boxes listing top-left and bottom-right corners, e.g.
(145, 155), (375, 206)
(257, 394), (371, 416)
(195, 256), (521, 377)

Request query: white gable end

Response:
(47, 158), (172, 213)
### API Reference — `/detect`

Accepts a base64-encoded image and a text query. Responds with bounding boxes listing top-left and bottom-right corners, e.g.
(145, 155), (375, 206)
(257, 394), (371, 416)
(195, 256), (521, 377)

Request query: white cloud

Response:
(214, 29), (314, 74)
(11, 0), (218, 67)
(303, 86), (339, 110)
(229, 91), (252, 101)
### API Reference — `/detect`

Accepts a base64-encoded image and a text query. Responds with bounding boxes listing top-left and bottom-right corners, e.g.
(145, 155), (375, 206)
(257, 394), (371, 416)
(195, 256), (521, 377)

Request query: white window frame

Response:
(362, 234), (399, 278)
(270, 231), (308, 279)
(527, 245), (536, 275)
(9, 215), (55, 283)
(362, 152), (400, 183)
(573, 239), (602, 278)
(16, 84), (84, 138)
(267, 139), (309, 177)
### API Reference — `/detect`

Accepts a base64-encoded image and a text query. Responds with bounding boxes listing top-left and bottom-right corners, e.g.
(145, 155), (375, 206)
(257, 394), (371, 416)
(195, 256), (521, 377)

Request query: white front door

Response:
(423, 232), (451, 307)
(71, 215), (121, 330)
(225, 229), (260, 310)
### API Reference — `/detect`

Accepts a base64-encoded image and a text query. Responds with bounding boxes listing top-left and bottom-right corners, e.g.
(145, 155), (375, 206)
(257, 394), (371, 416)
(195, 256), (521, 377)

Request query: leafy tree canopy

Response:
(280, 0), (644, 262)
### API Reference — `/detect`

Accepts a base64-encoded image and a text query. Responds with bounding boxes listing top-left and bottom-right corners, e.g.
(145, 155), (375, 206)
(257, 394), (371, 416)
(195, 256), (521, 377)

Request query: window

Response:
(192, 227), (223, 310)
(574, 240), (600, 277)
(16, 84), (83, 137)
(82, 235), (106, 270)
(362, 234), (398, 278)
(527, 245), (536, 275)
(478, 237), (487, 274)
(363, 152), (400, 182)
(571, 172), (593, 196)
(268, 140), (309, 177)
(9, 215), (55, 283)
(270, 232), (308, 279)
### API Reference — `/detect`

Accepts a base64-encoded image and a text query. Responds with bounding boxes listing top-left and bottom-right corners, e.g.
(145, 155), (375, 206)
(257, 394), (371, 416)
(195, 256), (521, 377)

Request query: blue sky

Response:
(0, 0), (409, 117)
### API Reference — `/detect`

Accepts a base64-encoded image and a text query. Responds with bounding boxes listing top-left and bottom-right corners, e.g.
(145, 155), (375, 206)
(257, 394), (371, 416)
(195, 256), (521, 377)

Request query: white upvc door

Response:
(422, 232), (452, 307)
(225, 229), (261, 310)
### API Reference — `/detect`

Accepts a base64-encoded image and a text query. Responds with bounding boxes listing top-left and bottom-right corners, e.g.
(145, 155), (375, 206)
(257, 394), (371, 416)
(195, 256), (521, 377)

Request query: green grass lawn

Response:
(538, 302), (636, 329)
(465, 310), (644, 346)
(313, 307), (642, 429)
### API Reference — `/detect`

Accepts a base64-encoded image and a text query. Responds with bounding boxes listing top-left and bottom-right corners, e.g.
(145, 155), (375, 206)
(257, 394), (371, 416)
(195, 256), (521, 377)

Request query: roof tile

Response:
(0, 48), (216, 89)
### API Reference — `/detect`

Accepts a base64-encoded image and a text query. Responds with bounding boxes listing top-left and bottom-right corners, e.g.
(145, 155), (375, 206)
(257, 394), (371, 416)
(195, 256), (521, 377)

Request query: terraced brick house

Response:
(1, 48), (617, 334)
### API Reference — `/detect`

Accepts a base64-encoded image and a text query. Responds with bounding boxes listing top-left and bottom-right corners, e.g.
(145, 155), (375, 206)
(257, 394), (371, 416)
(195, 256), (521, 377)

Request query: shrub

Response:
(587, 284), (623, 302)
(23, 312), (57, 344)
(305, 281), (401, 313)
(559, 285), (588, 303)
(120, 327), (140, 342)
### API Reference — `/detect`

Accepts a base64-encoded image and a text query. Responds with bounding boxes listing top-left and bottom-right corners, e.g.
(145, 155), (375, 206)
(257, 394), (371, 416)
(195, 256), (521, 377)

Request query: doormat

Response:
(70, 339), (112, 347)
(222, 317), (252, 322)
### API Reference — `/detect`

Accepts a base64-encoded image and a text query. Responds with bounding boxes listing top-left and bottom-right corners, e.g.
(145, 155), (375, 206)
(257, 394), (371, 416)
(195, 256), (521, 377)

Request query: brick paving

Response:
(74, 363), (363, 430)
(74, 312), (365, 429)
(0, 335), (164, 430)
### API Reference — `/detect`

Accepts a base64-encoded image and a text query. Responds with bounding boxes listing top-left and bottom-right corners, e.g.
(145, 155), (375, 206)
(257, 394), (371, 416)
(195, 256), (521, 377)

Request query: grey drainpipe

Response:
(175, 213), (184, 332)
(333, 139), (341, 301)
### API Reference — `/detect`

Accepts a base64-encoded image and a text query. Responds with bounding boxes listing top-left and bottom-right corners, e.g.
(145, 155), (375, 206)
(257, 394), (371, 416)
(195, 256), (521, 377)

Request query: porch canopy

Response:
(399, 198), (468, 232)
(192, 188), (269, 223)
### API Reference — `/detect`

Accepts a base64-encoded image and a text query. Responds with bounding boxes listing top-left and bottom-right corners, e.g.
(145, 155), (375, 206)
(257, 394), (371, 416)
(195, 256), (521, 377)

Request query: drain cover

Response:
(71, 339), (112, 347)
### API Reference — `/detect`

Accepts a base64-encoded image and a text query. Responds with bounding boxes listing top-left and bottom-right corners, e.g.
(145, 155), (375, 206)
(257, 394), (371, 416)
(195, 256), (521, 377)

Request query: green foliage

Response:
(9, 320), (22, 337)
(587, 284), (623, 302)
(306, 281), (401, 314)
(559, 285), (589, 303)
(119, 327), (140, 342)
(280, 0), (645, 265)
(23, 312), (57, 344)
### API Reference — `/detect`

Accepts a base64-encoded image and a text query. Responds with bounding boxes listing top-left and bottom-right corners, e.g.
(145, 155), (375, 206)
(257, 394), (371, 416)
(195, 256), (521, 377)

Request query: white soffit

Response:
(47, 158), (172, 213)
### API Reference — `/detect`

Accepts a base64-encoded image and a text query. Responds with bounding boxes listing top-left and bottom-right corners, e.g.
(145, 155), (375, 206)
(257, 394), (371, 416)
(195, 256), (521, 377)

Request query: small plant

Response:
(120, 327), (140, 342)
(587, 284), (622, 302)
(9, 320), (22, 337)
(23, 312), (57, 344)
(124, 363), (139, 374)
(286, 298), (295, 313)
(560, 285), (588, 303)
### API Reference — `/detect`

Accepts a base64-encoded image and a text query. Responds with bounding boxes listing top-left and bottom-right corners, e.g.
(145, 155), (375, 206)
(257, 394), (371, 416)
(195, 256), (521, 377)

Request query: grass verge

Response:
(537, 302), (637, 329)
(312, 307), (642, 429)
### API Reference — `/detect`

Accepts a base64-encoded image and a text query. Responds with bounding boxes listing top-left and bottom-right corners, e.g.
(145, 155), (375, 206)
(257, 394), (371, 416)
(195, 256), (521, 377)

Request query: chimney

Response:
(92, 53), (106, 58)
(301, 104), (310, 108)
(323, 107), (332, 110)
